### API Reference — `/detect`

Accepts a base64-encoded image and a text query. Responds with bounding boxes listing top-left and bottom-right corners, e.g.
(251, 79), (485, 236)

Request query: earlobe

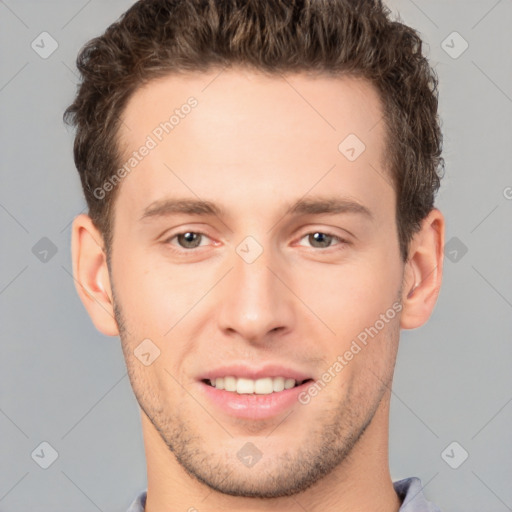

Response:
(71, 214), (119, 336)
(400, 208), (445, 330)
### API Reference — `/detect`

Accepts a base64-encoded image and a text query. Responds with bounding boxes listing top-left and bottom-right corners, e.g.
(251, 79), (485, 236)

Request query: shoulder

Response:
(393, 477), (442, 512)
(126, 489), (147, 512)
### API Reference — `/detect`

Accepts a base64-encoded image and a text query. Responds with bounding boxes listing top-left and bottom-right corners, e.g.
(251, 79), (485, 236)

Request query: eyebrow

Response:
(288, 196), (373, 220)
(139, 196), (373, 222)
(140, 198), (224, 221)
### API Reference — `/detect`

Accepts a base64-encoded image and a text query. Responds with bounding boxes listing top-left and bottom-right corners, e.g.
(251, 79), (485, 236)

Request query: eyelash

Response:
(163, 230), (349, 253)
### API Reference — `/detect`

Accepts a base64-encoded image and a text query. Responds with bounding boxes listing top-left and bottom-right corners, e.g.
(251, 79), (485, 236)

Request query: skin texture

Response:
(72, 68), (444, 512)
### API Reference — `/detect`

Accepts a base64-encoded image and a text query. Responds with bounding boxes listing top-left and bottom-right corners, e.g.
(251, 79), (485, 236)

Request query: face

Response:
(108, 69), (405, 497)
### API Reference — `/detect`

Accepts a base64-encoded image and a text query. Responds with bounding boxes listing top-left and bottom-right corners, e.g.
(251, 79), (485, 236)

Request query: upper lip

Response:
(198, 364), (313, 382)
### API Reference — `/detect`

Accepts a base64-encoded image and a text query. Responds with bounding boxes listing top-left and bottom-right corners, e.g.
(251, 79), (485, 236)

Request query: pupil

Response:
(310, 232), (331, 248)
(179, 232), (201, 248)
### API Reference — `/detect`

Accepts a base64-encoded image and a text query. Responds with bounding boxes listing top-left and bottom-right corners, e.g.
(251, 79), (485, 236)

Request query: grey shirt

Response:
(126, 477), (442, 511)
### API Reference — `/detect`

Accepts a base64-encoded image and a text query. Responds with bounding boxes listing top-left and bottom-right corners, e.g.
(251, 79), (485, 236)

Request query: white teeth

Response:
(224, 376), (236, 392)
(273, 376), (285, 392)
(254, 377), (273, 394)
(236, 378), (254, 394)
(207, 376), (307, 394)
(284, 378), (296, 390)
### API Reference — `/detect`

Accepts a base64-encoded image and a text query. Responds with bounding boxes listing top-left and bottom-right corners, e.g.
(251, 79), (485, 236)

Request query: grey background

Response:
(1, 0), (511, 510)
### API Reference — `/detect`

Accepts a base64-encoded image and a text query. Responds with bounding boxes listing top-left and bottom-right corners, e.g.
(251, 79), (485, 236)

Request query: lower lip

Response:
(198, 380), (312, 420)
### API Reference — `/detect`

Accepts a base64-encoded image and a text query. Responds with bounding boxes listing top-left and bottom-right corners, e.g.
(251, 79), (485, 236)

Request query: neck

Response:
(142, 396), (401, 512)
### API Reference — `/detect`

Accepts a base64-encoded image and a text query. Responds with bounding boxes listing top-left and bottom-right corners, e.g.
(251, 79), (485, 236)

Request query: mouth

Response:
(197, 368), (315, 420)
(202, 376), (314, 395)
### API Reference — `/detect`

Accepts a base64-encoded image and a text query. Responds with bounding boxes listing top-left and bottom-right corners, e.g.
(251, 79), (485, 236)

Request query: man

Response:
(65, 0), (445, 510)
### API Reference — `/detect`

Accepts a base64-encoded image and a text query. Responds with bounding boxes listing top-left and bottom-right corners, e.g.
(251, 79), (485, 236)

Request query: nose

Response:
(216, 243), (296, 345)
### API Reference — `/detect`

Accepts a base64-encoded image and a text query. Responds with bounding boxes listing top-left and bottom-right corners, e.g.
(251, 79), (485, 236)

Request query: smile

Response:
(203, 376), (312, 395)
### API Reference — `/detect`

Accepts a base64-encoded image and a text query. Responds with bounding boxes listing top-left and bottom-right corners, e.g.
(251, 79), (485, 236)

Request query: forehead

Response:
(119, 68), (386, 150)
(114, 68), (392, 221)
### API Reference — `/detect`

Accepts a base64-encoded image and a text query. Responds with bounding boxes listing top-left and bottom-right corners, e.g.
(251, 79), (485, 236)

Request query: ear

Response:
(71, 214), (119, 336)
(400, 208), (445, 330)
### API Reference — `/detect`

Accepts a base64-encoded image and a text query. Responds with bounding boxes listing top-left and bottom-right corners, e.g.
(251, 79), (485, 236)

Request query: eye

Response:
(298, 231), (345, 249)
(167, 231), (210, 249)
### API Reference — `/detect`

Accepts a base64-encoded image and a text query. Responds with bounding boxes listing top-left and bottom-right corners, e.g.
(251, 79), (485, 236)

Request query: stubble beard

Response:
(111, 284), (393, 499)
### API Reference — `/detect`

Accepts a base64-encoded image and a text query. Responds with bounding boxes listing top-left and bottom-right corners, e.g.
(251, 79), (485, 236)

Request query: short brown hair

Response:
(64, 0), (443, 261)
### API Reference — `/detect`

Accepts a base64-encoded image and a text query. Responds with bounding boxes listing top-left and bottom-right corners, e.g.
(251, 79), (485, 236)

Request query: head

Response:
(67, 0), (444, 501)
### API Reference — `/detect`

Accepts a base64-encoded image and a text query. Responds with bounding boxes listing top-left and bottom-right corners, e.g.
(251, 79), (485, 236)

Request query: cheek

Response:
(298, 253), (402, 339)
(112, 247), (212, 335)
